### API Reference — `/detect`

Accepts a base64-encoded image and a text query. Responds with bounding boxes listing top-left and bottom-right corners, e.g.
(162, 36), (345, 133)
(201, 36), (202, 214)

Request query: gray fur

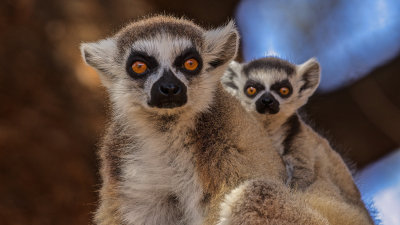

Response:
(81, 16), (288, 225)
(220, 57), (374, 225)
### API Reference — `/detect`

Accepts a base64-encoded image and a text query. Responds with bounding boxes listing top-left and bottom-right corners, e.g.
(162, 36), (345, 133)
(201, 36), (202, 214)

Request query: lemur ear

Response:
(80, 38), (117, 73)
(221, 61), (242, 96)
(80, 38), (117, 88)
(296, 58), (321, 97)
(204, 21), (239, 70)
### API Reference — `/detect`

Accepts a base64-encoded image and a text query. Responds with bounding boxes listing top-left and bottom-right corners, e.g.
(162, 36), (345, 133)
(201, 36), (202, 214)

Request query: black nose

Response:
(149, 69), (187, 109)
(159, 83), (181, 96)
(261, 97), (274, 105)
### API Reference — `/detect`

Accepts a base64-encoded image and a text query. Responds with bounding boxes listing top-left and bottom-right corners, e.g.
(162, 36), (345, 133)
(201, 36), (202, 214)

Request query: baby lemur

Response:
(220, 57), (374, 225)
(80, 16), (299, 225)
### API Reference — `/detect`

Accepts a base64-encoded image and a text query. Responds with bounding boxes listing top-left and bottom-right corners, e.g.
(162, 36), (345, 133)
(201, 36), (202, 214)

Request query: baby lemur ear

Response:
(296, 58), (321, 98)
(204, 20), (239, 70)
(221, 61), (242, 96)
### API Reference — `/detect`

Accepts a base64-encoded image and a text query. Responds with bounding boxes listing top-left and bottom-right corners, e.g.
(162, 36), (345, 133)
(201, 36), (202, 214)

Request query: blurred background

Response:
(0, 0), (399, 224)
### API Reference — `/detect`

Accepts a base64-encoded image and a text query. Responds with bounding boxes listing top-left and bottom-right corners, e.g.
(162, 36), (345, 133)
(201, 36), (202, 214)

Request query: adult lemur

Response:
(220, 57), (374, 225)
(80, 16), (300, 225)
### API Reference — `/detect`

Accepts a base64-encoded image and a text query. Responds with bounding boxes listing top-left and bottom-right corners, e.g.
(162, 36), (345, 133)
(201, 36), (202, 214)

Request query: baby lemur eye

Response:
(184, 58), (199, 71)
(131, 61), (148, 74)
(244, 81), (265, 98)
(271, 80), (292, 98)
(279, 87), (290, 96)
(246, 86), (257, 96)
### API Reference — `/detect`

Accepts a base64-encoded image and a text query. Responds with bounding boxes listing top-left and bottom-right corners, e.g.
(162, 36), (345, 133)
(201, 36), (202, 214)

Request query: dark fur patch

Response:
(101, 122), (133, 182)
(299, 71), (314, 92)
(83, 50), (108, 73)
(224, 81), (238, 90)
(222, 68), (239, 90)
(209, 32), (238, 69)
(299, 62), (319, 93)
(83, 50), (93, 64)
(243, 57), (295, 76)
(105, 148), (123, 182)
(282, 114), (301, 155)
(154, 114), (179, 132)
(116, 16), (204, 57)
(164, 194), (184, 222)
(209, 58), (224, 68)
(248, 180), (277, 201)
(290, 160), (316, 190)
(189, 89), (243, 195)
(226, 68), (238, 79)
(167, 194), (179, 205)
(201, 192), (211, 206)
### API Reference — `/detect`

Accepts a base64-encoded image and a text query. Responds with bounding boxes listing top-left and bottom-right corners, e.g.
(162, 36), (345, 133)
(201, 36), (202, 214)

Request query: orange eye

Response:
(131, 61), (147, 74)
(279, 87), (290, 95)
(246, 86), (257, 96)
(184, 58), (199, 71)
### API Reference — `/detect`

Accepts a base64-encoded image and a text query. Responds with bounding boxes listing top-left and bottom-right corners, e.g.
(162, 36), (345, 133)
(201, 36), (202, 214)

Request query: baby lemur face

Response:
(81, 16), (238, 115)
(222, 57), (320, 116)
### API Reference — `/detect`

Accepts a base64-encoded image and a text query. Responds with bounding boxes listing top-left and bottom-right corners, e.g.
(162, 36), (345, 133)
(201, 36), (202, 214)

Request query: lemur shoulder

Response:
(81, 16), (293, 225)
(220, 57), (374, 225)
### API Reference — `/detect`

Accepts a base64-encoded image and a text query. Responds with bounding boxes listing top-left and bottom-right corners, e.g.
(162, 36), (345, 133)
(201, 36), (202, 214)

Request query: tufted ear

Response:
(80, 38), (117, 88)
(80, 38), (118, 72)
(204, 21), (239, 70)
(296, 58), (321, 98)
(221, 61), (242, 96)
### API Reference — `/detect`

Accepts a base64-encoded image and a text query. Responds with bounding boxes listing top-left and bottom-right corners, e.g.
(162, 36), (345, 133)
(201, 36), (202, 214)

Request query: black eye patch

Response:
(270, 79), (293, 98)
(173, 47), (203, 76)
(244, 80), (265, 98)
(126, 51), (159, 79)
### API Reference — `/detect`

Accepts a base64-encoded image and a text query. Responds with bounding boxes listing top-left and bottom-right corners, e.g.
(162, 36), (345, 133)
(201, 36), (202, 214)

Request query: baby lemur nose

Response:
(159, 83), (181, 96)
(261, 97), (274, 106)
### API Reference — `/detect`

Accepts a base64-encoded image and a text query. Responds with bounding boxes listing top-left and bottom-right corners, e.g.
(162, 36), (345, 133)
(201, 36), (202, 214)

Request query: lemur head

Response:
(80, 15), (238, 116)
(222, 57), (320, 117)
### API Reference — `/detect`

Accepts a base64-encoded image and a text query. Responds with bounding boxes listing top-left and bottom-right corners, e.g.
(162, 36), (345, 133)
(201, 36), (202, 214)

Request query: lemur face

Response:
(81, 16), (238, 115)
(122, 36), (202, 109)
(222, 57), (320, 116)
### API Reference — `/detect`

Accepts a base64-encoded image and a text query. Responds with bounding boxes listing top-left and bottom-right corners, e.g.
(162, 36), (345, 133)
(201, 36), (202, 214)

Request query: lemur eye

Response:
(279, 87), (290, 96)
(131, 61), (148, 74)
(246, 86), (257, 96)
(184, 58), (199, 71)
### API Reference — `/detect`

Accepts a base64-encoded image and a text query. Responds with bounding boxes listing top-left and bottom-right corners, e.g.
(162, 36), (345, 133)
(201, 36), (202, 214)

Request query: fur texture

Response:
(218, 179), (330, 225)
(81, 16), (292, 225)
(221, 57), (374, 225)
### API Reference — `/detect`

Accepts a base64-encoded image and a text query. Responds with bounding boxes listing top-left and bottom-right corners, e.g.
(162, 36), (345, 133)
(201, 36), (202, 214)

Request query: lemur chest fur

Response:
(117, 114), (205, 225)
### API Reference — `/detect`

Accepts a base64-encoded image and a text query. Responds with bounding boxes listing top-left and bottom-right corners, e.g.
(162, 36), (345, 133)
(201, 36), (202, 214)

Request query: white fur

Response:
(81, 19), (240, 225)
(203, 20), (238, 59)
(217, 181), (250, 225)
(295, 57), (321, 101)
(119, 122), (204, 225)
(80, 38), (118, 88)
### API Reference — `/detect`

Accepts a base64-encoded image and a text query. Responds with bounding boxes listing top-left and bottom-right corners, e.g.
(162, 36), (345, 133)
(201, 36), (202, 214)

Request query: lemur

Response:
(220, 57), (374, 225)
(80, 16), (305, 225)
